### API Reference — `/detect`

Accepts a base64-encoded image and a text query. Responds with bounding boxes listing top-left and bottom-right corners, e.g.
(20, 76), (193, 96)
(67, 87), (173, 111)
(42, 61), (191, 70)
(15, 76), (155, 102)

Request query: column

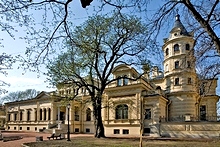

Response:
(57, 106), (60, 121)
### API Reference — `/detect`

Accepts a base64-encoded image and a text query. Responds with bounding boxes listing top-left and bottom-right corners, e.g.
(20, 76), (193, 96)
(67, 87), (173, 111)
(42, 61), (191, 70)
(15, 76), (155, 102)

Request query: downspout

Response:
(167, 100), (172, 122)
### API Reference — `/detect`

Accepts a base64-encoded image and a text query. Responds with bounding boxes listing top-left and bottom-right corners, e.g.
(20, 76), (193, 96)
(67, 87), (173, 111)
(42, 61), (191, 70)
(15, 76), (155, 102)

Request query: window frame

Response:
(144, 108), (151, 120)
(174, 78), (180, 85)
(175, 61), (179, 69)
(115, 104), (128, 119)
(174, 44), (180, 52)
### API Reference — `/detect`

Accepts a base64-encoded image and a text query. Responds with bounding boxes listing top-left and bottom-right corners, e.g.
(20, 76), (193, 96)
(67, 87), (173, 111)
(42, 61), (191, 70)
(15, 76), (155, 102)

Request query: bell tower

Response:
(162, 14), (198, 119)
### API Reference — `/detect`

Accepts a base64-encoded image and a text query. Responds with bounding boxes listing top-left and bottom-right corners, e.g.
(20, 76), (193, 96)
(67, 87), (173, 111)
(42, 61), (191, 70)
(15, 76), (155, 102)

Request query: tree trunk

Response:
(93, 95), (105, 138)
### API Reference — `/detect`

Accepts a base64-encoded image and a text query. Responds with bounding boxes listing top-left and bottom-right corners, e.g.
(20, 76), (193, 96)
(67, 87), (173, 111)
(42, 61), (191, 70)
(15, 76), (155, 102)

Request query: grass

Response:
(24, 137), (220, 147)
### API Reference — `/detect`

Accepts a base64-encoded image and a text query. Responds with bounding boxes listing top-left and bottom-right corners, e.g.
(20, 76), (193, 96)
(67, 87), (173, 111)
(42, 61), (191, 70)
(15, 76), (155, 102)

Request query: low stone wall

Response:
(160, 122), (220, 138)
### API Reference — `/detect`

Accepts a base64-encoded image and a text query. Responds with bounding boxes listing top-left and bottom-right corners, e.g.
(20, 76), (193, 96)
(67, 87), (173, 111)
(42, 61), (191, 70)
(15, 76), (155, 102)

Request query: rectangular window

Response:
(200, 105), (206, 121)
(123, 129), (129, 134)
(113, 129), (120, 134)
(75, 106), (79, 121)
(14, 127), (16, 130)
(35, 127), (37, 131)
(75, 128), (79, 132)
(86, 128), (90, 133)
(144, 109), (151, 120)
(175, 78), (179, 85)
(27, 127), (30, 130)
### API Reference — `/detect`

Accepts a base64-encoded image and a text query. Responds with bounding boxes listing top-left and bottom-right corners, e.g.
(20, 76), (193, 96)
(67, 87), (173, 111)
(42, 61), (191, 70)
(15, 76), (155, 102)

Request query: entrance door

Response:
(200, 105), (206, 121)
(60, 112), (65, 123)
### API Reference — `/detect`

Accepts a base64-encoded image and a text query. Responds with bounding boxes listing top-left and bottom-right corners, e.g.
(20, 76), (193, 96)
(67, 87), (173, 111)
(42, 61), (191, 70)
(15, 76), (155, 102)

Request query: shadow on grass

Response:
(23, 136), (220, 147)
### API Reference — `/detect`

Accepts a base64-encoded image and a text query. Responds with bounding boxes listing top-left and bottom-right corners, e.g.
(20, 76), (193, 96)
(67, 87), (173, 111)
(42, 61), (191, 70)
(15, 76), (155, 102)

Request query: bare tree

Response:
(0, 89), (40, 103)
(0, 53), (14, 94)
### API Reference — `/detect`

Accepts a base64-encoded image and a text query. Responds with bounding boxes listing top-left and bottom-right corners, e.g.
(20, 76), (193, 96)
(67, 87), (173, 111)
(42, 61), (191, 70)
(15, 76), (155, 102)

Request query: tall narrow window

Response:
(20, 111), (23, 121)
(186, 44), (190, 50)
(40, 109), (42, 120)
(165, 48), (169, 56)
(27, 110), (31, 121)
(175, 61), (179, 69)
(123, 75), (128, 86)
(74, 106), (79, 121)
(35, 109), (37, 121)
(175, 78), (179, 85)
(174, 44), (179, 52)
(14, 113), (17, 121)
(86, 108), (91, 121)
(115, 104), (128, 119)
(48, 108), (51, 121)
(44, 109), (47, 120)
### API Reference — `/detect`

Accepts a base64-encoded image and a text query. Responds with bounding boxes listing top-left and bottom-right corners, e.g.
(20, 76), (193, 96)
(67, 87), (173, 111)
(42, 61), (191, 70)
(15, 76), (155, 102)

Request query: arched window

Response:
(115, 104), (128, 119)
(174, 44), (179, 52)
(123, 75), (128, 85)
(165, 48), (169, 56)
(48, 108), (51, 121)
(86, 108), (91, 121)
(40, 109), (42, 120)
(186, 44), (190, 50)
(175, 61), (179, 69)
(117, 76), (122, 86)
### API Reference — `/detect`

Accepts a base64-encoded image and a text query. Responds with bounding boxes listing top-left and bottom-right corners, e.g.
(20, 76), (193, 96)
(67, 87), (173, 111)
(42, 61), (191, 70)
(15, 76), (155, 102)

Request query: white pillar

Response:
(57, 107), (60, 121)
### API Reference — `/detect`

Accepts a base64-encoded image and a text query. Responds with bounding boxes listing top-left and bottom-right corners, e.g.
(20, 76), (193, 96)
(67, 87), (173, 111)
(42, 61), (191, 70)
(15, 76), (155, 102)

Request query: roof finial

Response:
(175, 9), (180, 21)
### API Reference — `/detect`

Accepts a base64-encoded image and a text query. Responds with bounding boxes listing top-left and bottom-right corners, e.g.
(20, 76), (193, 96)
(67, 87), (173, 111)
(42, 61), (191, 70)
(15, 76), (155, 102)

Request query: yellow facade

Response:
(3, 14), (219, 138)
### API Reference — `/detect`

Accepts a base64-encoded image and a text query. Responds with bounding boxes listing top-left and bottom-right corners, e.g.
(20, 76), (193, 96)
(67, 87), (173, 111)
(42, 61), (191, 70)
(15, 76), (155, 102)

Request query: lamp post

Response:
(67, 103), (71, 141)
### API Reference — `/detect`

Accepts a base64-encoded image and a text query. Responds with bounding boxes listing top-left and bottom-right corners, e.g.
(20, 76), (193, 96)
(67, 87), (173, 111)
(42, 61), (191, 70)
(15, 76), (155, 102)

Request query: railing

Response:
(160, 115), (220, 122)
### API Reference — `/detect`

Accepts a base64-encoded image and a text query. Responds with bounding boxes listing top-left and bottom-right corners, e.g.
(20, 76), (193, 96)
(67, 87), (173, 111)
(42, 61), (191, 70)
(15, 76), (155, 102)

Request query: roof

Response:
(170, 14), (189, 36)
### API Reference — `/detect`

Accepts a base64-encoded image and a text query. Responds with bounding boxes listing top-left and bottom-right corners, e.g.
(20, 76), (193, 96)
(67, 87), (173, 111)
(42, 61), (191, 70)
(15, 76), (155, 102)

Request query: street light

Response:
(67, 103), (71, 141)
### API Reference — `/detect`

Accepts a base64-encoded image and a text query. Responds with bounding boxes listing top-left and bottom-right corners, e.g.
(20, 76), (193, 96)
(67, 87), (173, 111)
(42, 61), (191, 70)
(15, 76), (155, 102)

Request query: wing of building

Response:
(4, 14), (220, 138)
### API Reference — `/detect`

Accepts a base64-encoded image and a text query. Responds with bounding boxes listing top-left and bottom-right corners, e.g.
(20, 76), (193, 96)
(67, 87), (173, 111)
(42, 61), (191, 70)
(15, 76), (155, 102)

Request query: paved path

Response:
(0, 131), (93, 147)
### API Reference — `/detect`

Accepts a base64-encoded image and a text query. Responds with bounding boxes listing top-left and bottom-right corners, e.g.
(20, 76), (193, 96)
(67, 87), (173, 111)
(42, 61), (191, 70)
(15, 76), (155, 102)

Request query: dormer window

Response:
(123, 75), (128, 86)
(117, 76), (122, 86)
(174, 44), (179, 52)
(186, 44), (190, 50)
(165, 48), (169, 56)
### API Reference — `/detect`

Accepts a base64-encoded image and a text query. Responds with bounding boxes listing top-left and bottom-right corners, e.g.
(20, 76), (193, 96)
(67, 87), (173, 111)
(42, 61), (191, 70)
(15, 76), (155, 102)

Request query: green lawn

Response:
(24, 137), (220, 147)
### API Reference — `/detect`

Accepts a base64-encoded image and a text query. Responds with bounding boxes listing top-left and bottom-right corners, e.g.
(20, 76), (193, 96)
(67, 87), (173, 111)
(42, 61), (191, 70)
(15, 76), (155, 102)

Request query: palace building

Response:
(4, 15), (219, 138)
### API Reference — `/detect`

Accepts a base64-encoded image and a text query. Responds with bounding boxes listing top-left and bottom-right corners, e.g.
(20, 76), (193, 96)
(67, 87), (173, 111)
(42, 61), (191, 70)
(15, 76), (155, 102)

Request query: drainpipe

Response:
(167, 100), (172, 122)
